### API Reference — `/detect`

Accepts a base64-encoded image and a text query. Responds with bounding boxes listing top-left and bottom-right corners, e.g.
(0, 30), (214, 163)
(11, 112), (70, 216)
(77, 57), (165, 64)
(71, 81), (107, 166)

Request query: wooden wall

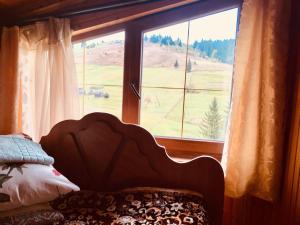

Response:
(279, 0), (300, 222)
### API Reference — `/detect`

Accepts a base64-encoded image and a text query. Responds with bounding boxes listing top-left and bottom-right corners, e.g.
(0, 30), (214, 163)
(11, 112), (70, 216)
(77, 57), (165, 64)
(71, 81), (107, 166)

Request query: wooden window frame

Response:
(72, 0), (242, 159)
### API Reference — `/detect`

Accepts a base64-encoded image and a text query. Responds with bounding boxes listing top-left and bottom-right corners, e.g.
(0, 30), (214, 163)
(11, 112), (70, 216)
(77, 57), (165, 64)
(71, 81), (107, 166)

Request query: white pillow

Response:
(0, 163), (79, 211)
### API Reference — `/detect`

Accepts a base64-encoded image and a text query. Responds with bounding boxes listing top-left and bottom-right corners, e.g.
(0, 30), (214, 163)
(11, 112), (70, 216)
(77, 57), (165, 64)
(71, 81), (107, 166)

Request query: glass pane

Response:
(73, 43), (84, 85)
(140, 8), (238, 141)
(85, 32), (125, 86)
(84, 65), (124, 86)
(186, 8), (238, 90)
(142, 22), (188, 88)
(183, 8), (238, 141)
(78, 85), (84, 116)
(73, 31), (125, 120)
(82, 85), (123, 118)
(140, 88), (184, 138)
(182, 90), (230, 141)
(185, 68), (233, 91)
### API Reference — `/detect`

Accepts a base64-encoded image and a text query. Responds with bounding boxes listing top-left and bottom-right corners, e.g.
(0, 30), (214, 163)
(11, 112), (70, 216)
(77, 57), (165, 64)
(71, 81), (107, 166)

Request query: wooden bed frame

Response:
(40, 112), (224, 225)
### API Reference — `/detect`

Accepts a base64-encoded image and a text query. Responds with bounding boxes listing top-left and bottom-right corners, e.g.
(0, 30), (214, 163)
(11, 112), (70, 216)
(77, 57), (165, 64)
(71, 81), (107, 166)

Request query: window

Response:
(140, 9), (238, 142)
(73, 31), (125, 119)
(72, 1), (241, 158)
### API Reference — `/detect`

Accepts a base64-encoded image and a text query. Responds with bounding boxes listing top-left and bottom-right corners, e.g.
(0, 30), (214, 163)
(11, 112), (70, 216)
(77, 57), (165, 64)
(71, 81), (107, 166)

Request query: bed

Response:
(37, 112), (224, 225)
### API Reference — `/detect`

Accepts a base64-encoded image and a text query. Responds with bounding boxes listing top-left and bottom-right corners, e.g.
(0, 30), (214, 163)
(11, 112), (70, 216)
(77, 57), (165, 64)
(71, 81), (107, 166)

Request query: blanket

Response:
(50, 188), (210, 225)
(0, 135), (54, 165)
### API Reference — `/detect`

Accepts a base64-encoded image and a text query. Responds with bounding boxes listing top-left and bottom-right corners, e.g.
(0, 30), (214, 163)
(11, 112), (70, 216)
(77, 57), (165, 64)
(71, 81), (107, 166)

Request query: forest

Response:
(144, 34), (236, 64)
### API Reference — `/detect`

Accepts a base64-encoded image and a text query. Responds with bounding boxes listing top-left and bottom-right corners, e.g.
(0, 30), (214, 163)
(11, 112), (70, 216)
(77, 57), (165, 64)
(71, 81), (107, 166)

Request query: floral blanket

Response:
(50, 188), (210, 225)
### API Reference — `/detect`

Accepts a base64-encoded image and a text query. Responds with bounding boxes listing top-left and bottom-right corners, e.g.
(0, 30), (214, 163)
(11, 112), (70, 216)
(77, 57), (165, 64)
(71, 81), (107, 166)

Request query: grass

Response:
(76, 64), (123, 86)
(79, 86), (123, 118)
(140, 86), (230, 140)
(77, 64), (233, 141)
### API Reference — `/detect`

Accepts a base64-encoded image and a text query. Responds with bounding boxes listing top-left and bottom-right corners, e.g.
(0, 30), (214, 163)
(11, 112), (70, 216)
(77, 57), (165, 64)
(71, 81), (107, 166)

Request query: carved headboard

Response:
(40, 112), (224, 225)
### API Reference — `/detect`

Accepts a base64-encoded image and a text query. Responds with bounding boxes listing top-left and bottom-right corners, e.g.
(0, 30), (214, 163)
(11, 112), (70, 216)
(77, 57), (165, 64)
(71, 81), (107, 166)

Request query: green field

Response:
(76, 64), (232, 141)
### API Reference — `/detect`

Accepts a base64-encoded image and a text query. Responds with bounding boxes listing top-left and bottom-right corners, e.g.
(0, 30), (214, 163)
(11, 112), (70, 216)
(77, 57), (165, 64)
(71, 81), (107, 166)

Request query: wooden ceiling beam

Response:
(12, 0), (132, 19)
(0, 0), (144, 26)
(0, 0), (199, 38)
(71, 0), (198, 35)
(0, 0), (60, 24)
(14, 0), (86, 18)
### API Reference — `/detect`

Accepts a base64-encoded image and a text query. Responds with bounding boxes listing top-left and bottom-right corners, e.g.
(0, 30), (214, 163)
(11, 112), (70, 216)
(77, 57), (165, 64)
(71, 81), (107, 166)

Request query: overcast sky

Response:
(83, 8), (238, 46)
(145, 8), (238, 43)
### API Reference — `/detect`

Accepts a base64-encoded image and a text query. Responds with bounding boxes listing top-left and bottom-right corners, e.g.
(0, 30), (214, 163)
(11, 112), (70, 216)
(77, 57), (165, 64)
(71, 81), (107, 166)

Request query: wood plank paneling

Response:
(71, 0), (198, 35)
(0, 0), (136, 25)
(278, 0), (300, 223)
(294, 125), (300, 224)
(0, 0), (198, 27)
(223, 197), (276, 225)
(284, 48), (300, 225)
(282, 116), (300, 225)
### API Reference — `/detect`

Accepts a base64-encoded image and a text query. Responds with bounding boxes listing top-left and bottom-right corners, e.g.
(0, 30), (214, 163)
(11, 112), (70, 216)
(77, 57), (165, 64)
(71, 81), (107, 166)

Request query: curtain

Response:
(0, 18), (79, 141)
(222, 0), (291, 201)
(0, 27), (22, 134)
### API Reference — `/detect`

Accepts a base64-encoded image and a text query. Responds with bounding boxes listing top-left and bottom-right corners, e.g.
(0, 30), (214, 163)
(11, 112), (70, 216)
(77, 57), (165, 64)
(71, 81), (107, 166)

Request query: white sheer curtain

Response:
(0, 18), (79, 141)
(20, 18), (79, 141)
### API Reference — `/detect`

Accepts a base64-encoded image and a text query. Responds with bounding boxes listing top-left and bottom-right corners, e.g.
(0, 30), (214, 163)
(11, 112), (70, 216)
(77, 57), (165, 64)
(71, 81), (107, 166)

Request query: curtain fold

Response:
(0, 26), (22, 134)
(0, 18), (79, 141)
(20, 18), (79, 141)
(222, 0), (291, 201)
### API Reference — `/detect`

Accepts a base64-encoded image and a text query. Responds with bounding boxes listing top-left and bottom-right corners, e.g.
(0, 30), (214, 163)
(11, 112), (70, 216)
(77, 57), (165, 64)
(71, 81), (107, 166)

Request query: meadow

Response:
(75, 64), (233, 140)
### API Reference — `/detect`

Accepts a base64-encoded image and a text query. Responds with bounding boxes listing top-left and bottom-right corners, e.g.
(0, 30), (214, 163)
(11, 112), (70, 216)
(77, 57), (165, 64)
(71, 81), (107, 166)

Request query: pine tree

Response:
(175, 38), (183, 47)
(174, 59), (179, 68)
(81, 41), (86, 48)
(187, 58), (192, 72)
(199, 97), (223, 140)
(144, 35), (148, 42)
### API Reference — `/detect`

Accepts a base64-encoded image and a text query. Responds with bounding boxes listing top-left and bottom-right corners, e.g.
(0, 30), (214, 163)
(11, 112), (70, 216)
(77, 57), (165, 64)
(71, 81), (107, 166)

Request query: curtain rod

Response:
(18, 0), (160, 25)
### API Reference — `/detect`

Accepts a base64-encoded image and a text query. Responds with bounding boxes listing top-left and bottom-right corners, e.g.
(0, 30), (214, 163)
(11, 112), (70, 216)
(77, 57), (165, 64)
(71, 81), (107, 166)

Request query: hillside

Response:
(76, 41), (232, 72)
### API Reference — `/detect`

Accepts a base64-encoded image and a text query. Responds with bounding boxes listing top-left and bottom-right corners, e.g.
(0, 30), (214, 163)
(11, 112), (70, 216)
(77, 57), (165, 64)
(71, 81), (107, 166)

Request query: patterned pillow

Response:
(0, 163), (79, 211)
(0, 135), (54, 165)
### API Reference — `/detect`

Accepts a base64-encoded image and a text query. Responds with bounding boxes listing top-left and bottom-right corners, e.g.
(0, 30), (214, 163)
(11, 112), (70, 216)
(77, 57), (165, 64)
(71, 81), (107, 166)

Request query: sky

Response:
(82, 8), (238, 46)
(145, 8), (238, 43)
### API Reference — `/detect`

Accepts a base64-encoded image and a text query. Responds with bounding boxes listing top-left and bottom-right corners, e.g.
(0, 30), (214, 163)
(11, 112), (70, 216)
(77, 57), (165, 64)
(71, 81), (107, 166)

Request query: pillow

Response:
(0, 135), (54, 165)
(0, 163), (79, 211)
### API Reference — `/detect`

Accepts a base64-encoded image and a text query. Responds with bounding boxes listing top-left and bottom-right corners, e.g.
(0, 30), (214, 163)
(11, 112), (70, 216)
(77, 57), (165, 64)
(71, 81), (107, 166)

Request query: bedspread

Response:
(50, 188), (210, 225)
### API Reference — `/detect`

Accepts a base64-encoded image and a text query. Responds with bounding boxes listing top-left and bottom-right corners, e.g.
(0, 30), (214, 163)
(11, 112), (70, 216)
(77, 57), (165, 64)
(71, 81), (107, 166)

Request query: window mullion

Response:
(122, 24), (142, 124)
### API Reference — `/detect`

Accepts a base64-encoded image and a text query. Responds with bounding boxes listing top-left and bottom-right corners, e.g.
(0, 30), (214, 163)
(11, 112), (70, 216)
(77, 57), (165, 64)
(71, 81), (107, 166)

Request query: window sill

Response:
(155, 137), (223, 161)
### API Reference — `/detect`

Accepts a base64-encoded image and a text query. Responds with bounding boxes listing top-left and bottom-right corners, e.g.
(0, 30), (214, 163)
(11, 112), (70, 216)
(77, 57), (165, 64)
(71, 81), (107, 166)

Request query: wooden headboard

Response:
(40, 112), (224, 225)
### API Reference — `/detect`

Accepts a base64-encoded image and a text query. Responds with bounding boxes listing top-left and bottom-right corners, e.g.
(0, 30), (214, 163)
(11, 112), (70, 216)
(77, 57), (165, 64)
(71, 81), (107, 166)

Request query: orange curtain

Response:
(0, 27), (22, 134)
(222, 0), (292, 201)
